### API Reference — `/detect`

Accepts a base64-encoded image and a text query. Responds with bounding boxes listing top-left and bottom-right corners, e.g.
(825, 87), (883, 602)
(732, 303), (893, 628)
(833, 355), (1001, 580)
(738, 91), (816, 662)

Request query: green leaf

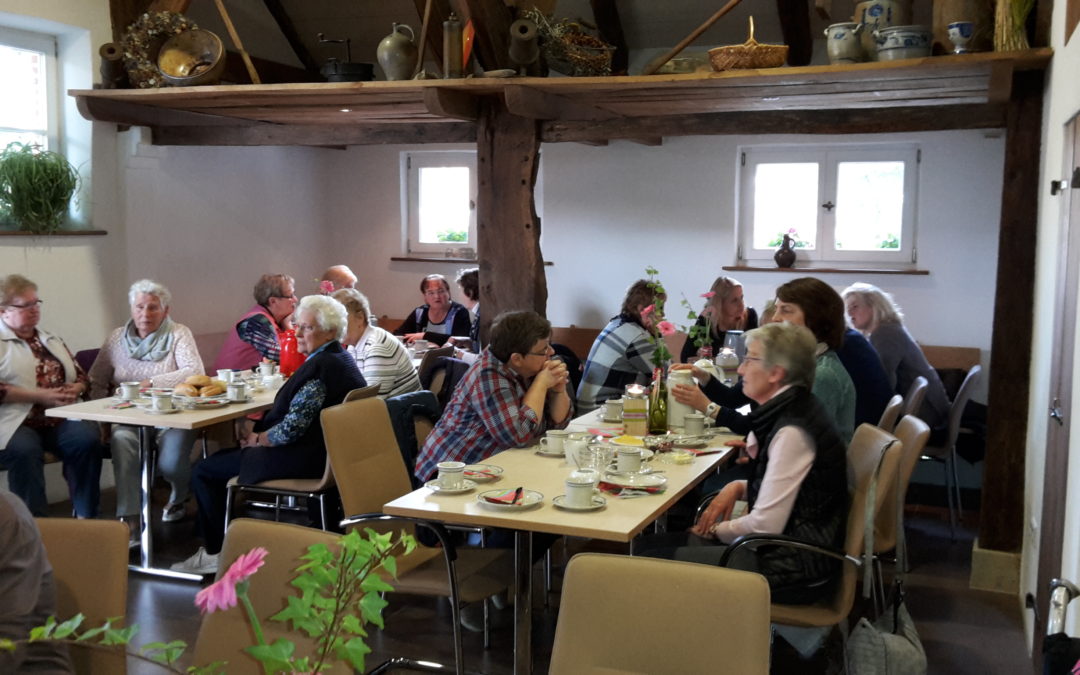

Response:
(340, 636), (372, 672)
(341, 614), (365, 636)
(0, 638), (16, 652)
(141, 639), (188, 665)
(187, 660), (228, 674)
(53, 614), (84, 639)
(244, 638), (296, 673)
(360, 574), (394, 595)
(359, 592), (389, 628)
(75, 621), (111, 642)
(382, 555), (398, 578)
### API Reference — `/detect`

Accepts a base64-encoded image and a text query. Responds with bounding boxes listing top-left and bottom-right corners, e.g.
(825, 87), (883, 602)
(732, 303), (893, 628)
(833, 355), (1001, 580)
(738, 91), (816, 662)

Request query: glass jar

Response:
(666, 368), (695, 429)
(647, 368), (668, 435)
(716, 347), (740, 387)
(622, 385), (649, 436)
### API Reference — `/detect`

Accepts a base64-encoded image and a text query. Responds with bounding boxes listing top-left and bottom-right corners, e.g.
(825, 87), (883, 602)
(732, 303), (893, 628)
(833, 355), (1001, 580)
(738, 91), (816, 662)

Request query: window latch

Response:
(821, 200), (835, 212)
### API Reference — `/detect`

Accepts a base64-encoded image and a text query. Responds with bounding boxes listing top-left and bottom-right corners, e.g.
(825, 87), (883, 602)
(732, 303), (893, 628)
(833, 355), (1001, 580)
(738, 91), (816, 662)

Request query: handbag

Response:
(846, 439), (927, 675)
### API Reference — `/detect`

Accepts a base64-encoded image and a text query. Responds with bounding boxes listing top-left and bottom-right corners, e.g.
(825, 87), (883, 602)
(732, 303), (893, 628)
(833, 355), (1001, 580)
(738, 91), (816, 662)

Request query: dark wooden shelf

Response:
(722, 265), (929, 275)
(392, 256), (552, 266)
(0, 229), (107, 237)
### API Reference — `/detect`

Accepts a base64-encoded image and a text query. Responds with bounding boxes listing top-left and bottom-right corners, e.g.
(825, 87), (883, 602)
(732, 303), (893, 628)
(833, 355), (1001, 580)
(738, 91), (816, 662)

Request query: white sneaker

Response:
(162, 500), (187, 523)
(170, 547), (220, 575)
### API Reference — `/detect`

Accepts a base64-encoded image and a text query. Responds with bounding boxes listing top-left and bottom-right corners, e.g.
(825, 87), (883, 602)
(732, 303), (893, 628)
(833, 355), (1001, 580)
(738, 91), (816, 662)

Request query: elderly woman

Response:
(842, 282), (951, 430)
(393, 274), (472, 347)
(642, 322), (848, 605)
(577, 279), (662, 415)
(89, 279), (204, 527)
(213, 273), (298, 371)
(174, 295), (366, 575)
(678, 276), (759, 362)
(332, 288), (421, 398)
(0, 274), (102, 518)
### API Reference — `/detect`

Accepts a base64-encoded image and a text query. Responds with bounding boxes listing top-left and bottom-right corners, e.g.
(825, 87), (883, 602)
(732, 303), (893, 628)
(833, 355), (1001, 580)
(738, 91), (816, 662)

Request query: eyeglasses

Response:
(742, 356), (765, 365)
(3, 299), (42, 311)
(423, 289), (449, 297)
(526, 344), (554, 357)
(294, 323), (318, 333)
(272, 294), (297, 300)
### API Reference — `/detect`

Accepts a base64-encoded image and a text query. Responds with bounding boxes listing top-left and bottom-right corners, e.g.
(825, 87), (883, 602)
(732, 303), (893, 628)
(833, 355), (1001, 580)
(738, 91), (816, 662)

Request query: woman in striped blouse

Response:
(333, 288), (421, 398)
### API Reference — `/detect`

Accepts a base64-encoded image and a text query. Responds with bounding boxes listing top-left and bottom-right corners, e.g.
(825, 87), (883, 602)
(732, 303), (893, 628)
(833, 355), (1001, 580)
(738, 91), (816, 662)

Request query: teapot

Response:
(377, 23), (418, 81)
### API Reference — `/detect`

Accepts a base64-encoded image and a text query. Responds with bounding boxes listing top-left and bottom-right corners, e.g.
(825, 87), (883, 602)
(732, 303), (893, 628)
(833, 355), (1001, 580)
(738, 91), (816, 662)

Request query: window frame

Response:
(401, 149), (478, 256)
(737, 143), (920, 267)
(0, 25), (60, 152)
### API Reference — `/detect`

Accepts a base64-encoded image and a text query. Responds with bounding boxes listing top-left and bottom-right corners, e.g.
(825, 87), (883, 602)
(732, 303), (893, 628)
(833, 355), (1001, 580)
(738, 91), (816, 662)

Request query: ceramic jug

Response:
(854, 0), (911, 61)
(774, 234), (797, 268)
(824, 22), (865, 64)
(377, 23), (418, 81)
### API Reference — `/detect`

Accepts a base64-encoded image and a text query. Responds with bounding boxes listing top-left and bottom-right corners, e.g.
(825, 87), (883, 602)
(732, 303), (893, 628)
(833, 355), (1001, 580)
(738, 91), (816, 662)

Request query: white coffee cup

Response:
(540, 429), (569, 453)
(216, 369), (234, 383)
(616, 448), (643, 474)
(227, 381), (247, 402)
(151, 392), (173, 411)
(603, 398), (623, 420)
(684, 413), (706, 436)
(119, 381), (141, 400)
(437, 461), (466, 489)
(565, 471), (596, 508)
(258, 362), (277, 377)
(264, 373), (284, 389)
(413, 339), (431, 352)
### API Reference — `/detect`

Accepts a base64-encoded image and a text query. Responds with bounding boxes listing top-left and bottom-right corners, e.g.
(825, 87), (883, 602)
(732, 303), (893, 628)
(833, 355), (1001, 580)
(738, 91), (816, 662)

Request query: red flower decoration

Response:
(194, 547), (268, 614)
(320, 280), (335, 294)
(656, 321), (676, 336)
(700, 291), (716, 299)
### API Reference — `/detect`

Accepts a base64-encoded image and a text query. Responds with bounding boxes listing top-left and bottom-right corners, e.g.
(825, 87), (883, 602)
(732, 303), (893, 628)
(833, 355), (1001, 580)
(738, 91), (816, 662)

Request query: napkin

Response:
(587, 428), (618, 437)
(465, 469), (498, 480)
(598, 481), (665, 497)
(685, 447), (726, 456)
(482, 487), (523, 504)
(108, 402), (136, 409)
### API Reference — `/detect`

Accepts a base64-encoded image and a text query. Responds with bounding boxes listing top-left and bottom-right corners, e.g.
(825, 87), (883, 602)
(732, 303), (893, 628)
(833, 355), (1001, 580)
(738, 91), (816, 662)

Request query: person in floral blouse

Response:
(0, 274), (102, 517)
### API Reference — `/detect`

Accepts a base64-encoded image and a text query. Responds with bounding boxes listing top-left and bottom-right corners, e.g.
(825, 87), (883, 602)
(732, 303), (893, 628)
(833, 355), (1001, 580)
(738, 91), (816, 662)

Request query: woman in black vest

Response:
(173, 295), (366, 576)
(642, 322), (848, 605)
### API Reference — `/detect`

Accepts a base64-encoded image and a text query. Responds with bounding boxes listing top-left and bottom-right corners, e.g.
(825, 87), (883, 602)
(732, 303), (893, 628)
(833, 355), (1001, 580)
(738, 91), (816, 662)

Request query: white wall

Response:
(1022, 1), (1080, 647)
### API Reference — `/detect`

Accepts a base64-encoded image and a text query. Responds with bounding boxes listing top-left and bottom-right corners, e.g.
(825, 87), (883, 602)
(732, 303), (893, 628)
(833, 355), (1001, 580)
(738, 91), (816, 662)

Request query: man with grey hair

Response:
(641, 322), (848, 606)
(320, 265), (357, 292)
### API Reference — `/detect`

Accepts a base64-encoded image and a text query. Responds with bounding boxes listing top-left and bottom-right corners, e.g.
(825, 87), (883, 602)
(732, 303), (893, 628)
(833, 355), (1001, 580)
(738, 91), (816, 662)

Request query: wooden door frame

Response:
(1031, 111), (1080, 672)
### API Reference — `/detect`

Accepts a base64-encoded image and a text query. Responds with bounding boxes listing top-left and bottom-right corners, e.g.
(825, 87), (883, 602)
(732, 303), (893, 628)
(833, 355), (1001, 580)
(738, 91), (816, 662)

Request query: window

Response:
(402, 150), (477, 256)
(0, 26), (58, 151)
(737, 144), (919, 266)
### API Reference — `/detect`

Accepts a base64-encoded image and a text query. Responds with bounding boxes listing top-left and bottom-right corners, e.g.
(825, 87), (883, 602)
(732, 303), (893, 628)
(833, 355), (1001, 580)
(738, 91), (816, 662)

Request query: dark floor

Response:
(51, 485), (1032, 674)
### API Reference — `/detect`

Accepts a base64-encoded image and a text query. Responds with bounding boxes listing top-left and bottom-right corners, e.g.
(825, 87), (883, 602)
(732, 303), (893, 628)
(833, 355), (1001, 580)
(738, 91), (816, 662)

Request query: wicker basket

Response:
(522, 8), (616, 77)
(708, 16), (789, 72)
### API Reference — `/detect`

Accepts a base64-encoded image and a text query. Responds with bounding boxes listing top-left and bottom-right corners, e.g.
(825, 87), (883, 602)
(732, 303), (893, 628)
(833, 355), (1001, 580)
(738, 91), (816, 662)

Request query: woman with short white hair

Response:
(89, 279), (204, 530)
(333, 288), (421, 398)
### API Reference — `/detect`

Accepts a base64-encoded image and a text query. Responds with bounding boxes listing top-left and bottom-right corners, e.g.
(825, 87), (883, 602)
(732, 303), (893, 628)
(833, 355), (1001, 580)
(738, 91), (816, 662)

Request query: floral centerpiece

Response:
(641, 266), (675, 368)
(3, 528), (415, 674)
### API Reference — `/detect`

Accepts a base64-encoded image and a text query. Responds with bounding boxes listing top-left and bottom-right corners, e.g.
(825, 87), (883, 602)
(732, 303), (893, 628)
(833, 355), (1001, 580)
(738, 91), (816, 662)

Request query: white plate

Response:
(226, 396), (255, 404)
(464, 464), (503, 483)
(185, 399), (231, 410)
(673, 438), (708, 449)
(553, 494), (606, 511)
(602, 472), (667, 489)
(476, 489), (543, 510)
(610, 447), (654, 460)
(112, 396), (151, 406)
(424, 479), (477, 495)
(607, 463), (659, 475)
(142, 407), (181, 415)
(534, 446), (565, 457)
(174, 394), (229, 404)
(600, 416), (624, 424)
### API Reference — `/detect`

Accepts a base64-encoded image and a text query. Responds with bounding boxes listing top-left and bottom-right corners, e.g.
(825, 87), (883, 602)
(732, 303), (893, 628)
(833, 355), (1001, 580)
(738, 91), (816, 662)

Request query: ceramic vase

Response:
(855, 0), (912, 61)
(825, 22), (866, 63)
(948, 21), (975, 52)
(774, 234), (797, 268)
(377, 23), (418, 81)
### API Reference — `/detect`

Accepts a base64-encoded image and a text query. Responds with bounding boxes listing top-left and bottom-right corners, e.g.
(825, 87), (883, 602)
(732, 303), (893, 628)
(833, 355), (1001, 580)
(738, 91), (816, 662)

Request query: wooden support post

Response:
(978, 70), (1044, 552)
(475, 100), (546, 341)
(776, 0), (813, 66)
(213, 0), (261, 84)
(590, 0), (629, 75)
(457, 0), (514, 71)
(262, 0), (320, 74)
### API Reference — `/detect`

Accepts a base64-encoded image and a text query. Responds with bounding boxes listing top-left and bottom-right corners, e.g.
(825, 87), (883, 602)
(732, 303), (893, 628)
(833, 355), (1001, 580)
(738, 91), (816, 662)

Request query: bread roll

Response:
(174, 383), (200, 397)
(209, 379), (228, 390)
(199, 384), (226, 397)
(185, 374), (212, 387)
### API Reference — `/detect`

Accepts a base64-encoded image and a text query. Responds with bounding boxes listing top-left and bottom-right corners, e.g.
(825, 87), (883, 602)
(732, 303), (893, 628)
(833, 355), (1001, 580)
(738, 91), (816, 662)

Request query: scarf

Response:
(122, 316), (176, 362)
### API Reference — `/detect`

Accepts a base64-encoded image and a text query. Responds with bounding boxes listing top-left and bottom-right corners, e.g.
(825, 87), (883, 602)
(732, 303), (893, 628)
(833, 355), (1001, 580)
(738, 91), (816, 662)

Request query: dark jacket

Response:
(394, 302), (472, 346)
(836, 328), (894, 427)
(385, 390), (441, 488)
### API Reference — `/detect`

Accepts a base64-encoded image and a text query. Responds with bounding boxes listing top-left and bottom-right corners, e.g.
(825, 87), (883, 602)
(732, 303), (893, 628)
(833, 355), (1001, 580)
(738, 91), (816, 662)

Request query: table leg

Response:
(513, 530), (533, 675)
(129, 425), (202, 582)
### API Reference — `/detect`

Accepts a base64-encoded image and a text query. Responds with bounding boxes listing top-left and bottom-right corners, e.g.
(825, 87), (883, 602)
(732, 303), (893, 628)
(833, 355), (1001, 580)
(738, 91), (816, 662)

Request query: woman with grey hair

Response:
(89, 279), (203, 529)
(213, 273), (297, 371)
(333, 288), (420, 397)
(174, 295), (367, 575)
(842, 282), (950, 430)
(641, 322), (848, 605)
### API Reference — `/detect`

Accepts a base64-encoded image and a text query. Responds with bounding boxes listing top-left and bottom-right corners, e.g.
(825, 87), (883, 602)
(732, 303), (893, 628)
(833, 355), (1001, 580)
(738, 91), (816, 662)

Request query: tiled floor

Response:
(55, 487), (1033, 674)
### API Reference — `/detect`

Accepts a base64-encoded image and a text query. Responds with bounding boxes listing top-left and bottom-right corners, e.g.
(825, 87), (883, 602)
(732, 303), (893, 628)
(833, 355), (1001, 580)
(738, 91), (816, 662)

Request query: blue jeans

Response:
(0, 421), (103, 517)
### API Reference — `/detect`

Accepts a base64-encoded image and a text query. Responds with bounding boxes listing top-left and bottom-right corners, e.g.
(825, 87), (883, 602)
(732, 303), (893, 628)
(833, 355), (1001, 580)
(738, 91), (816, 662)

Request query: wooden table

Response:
(46, 390), (276, 581)
(383, 410), (738, 674)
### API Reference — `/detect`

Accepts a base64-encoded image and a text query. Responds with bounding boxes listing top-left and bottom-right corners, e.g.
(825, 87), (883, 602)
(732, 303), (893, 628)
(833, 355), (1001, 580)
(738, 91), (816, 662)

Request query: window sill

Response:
(722, 265), (928, 275)
(0, 229), (107, 237)
(392, 256), (553, 266)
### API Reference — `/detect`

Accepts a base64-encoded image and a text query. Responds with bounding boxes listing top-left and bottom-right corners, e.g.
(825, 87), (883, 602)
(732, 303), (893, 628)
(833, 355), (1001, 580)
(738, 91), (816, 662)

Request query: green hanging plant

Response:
(0, 142), (80, 233)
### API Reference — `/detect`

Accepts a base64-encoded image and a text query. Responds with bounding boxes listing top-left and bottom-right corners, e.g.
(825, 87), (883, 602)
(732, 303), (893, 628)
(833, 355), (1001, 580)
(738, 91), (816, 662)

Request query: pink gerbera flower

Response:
(320, 280), (335, 294)
(641, 304), (655, 319)
(656, 321), (676, 336)
(700, 291), (716, 299)
(194, 547), (268, 614)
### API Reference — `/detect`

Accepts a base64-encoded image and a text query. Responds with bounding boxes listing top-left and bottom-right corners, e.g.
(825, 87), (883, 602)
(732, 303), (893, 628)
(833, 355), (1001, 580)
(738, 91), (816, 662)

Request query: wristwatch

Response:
(705, 402), (721, 419)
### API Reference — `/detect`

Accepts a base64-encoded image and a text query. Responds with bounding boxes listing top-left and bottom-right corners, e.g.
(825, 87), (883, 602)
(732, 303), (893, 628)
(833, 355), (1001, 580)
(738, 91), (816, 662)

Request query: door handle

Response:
(1050, 398), (1064, 425)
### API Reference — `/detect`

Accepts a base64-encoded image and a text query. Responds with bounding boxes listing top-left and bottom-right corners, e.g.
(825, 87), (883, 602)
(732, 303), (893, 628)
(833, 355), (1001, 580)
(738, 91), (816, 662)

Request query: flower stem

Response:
(238, 589), (272, 675)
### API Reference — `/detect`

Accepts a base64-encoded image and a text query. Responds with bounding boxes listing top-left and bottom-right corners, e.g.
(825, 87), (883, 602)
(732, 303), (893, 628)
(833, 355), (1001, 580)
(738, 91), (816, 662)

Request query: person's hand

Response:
(690, 481), (745, 537)
(402, 332), (425, 345)
(671, 363), (710, 383)
(671, 383), (710, 412)
(536, 359), (569, 392)
(37, 387), (78, 407)
(239, 431), (260, 448)
(725, 438), (750, 465)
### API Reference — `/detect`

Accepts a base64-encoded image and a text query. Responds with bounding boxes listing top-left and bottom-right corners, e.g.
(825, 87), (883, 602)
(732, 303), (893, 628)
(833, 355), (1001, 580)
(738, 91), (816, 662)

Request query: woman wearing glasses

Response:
(393, 274), (472, 346)
(213, 273), (298, 371)
(0, 274), (102, 518)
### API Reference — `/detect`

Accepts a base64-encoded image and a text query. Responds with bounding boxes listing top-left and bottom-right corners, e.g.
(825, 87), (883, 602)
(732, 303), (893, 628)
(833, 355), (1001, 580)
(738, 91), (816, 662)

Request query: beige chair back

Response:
(877, 394), (904, 433)
(192, 519), (349, 674)
(875, 415), (931, 554)
(923, 365), (981, 460)
(343, 383), (381, 402)
(902, 375), (928, 418)
(549, 553), (771, 675)
(771, 423), (903, 627)
(36, 518), (128, 674)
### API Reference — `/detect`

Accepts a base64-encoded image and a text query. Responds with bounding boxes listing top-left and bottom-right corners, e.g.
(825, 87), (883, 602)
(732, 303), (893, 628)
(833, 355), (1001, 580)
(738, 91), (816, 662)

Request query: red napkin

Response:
(482, 487), (523, 504)
(108, 402), (135, 409)
(685, 447), (726, 456)
(465, 469), (498, 480)
(598, 481), (665, 495)
(588, 427), (618, 437)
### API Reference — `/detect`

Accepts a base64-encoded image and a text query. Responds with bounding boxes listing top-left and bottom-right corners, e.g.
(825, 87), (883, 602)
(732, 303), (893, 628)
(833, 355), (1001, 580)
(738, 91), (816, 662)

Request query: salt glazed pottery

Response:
(874, 25), (932, 61)
(377, 23), (418, 81)
(854, 0), (912, 61)
(825, 22), (865, 63)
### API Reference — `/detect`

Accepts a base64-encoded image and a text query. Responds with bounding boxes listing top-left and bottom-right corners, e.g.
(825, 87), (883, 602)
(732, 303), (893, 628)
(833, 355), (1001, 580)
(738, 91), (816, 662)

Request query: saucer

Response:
(673, 438), (708, 449)
(602, 471), (667, 489)
(477, 489), (543, 510)
(464, 464), (503, 483)
(424, 479), (477, 495)
(535, 446), (565, 457)
(113, 396), (151, 406)
(142, 407), (181, 415)
(226, 396), (255, 404)
(601, 416), (624, 424)
(553, 494), (606, 511)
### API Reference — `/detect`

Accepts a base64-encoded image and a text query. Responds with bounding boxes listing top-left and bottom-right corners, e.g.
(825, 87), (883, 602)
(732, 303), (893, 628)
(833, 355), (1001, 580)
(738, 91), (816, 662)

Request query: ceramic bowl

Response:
(157, 29), (225, 86)
(874, 25), (932, 61)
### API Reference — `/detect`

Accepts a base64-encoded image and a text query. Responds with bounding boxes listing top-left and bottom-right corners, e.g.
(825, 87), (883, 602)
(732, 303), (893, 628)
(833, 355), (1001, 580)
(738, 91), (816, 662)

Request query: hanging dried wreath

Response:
(121, 11), (199, 88)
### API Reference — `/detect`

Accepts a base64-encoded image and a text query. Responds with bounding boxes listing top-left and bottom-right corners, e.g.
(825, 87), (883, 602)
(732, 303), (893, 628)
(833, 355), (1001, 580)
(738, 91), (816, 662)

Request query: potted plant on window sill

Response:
(0, 142), (80, 234)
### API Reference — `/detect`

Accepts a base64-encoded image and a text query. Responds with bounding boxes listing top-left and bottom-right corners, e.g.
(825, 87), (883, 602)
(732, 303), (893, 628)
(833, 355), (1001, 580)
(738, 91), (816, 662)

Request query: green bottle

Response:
(648, 367), (668, 434)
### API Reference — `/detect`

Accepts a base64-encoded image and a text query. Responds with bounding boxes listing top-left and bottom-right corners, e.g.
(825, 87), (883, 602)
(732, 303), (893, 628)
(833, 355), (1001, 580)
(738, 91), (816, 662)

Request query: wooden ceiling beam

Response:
(423, 88), (481, 121)
(151, 121), (476, 146)
(76, 96), (255, 127)
(456, 0), (514, 71)
(590, 0), (629, 75)
(504, 85), (620, 121)
(777, 0), (813, 66)
(413, 0), (451, 75)
(541, 104), (1008, 142)
(261, 0), (320, 74)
